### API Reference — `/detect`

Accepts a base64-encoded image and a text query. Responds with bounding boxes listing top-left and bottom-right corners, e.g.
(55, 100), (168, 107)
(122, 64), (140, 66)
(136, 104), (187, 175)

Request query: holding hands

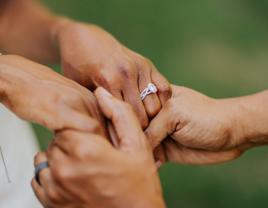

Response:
(32, 87), (166, 208)
(31, 79), (268, 207)
(55, 21), (172, 128)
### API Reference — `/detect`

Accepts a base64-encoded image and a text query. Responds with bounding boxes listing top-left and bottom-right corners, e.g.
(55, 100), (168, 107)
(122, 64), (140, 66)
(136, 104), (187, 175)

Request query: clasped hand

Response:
(31, 84), (259, 208)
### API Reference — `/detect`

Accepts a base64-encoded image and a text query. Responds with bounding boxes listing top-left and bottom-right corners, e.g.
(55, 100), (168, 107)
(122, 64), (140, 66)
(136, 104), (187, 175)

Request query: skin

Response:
(31, 87), (166, 208)
(0, 55), (108, 137)
(0, 0), (172, 129)
(145, 85), (268, 165)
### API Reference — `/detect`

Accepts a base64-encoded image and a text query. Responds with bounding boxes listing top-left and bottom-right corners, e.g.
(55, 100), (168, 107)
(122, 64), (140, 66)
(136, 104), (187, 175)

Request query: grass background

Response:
(33, 0), (268, 207)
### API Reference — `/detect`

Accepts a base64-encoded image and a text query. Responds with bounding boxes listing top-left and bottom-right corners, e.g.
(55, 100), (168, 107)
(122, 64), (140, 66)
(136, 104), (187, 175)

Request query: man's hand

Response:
(31, 87), (166, 208)
(0, 55), (107, 137)
(145, 85), (253, 165)
(55, 21), (172, 129)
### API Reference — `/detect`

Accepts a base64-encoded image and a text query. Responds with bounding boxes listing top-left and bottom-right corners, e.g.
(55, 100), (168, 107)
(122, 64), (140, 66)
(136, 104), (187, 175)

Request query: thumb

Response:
(145, 99), (177, 149)
(95, 87), (150, 156)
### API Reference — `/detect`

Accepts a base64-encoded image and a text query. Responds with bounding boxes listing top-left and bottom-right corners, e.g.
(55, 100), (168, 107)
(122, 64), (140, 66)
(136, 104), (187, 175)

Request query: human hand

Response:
(145, 85), (251, 165)
(0, 55), (107, 136)
(31, 87), (166, 208)
(55, 21), (172, 129)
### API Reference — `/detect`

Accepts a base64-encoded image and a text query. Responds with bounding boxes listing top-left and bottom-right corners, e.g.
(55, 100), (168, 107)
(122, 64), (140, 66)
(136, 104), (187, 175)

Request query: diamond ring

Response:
(140, 83), (157, 101)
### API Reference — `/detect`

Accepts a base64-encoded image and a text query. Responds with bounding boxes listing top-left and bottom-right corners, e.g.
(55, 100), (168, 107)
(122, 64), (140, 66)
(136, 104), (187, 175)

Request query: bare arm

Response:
(0, 0), (69, 63)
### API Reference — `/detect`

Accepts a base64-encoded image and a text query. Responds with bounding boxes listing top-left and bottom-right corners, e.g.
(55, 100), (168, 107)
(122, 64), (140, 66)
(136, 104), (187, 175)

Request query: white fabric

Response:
(0, 104), (42, 208)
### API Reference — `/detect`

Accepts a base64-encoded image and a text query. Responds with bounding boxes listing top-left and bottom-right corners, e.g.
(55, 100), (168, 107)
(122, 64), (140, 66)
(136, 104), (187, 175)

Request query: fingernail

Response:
(99, 87), (113, 97)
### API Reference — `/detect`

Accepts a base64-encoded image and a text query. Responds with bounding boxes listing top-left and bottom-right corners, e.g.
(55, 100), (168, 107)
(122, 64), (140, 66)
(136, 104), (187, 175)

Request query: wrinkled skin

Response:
(146, 85), (253, 165)
(31, 87), (166, 208)
(0, 55), (107, 137)
(56, 22), (172, 129)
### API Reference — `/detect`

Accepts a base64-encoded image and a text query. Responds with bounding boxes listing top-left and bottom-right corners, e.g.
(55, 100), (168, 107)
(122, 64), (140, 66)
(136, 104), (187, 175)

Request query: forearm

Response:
(0, 0), (73, 63)
(237, 90), (268, 145)
(223, 90), (268, 149)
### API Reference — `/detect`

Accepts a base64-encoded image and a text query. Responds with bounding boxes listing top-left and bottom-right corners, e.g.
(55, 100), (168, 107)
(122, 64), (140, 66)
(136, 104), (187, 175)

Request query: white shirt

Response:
(0, 104), (42, 208)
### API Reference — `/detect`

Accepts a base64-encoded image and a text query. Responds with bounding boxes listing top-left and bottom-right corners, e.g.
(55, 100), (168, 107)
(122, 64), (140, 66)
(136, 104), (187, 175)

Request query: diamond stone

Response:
(148, 83), (157, 93)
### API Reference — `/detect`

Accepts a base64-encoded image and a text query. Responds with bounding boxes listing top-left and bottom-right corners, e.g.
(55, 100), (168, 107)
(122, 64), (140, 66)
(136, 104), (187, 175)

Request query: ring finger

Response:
(138, 64), (161, 119)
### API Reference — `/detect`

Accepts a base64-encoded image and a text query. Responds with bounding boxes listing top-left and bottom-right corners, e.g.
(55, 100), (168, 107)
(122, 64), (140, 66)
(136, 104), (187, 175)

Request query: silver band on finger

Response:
(140, 83), (157, 101)
(35, 162), (49, 186)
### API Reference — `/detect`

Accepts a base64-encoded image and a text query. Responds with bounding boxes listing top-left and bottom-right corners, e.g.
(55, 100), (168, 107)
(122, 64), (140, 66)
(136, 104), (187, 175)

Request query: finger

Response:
(145, 100), (177, 148)
(95, 87), (150, 156)
(105, 89), (123, 100)
(153, 144), (167, 164)
(54, 129), (111, 155)
(62, 110), (104, 136)
(34, 151), (51, 186)
(138, 64), (161, 119)
(151, 68), (172, 106)
(122, 84), (149, 129)
(47, 141), (68, 168)
(163, 138), (242, 165)
(43, 102), (103, 134)
(107, 121), (119, 148)
(31, 178), (46, 206)
(46, 142), (75, 204)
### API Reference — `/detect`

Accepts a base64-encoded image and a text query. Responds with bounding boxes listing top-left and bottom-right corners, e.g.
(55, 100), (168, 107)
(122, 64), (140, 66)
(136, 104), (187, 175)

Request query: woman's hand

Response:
(145, 85), (254, 165)
(31, 87), (166, 208)
(55, 21), (172, 129)
(0, 55), (107, 137)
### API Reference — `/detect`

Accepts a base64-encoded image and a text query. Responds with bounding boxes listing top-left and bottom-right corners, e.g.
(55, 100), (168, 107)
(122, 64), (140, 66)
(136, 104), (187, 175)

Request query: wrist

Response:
(214, 98), (249, 150)
(48, 17), (75, 50)
(219, 93), (268, 151)
(234, 94), (268, 148)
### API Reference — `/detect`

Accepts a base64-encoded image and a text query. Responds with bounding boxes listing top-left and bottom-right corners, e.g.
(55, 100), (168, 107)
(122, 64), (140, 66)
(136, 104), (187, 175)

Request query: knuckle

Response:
(72, 143), (89, 158)
(48, 94), (63, 113)
(88, 119), (101, 133)
(97, 71), (117, 88)
(134, 58), (148, 71)
(118, 61), (136, 79)
(53, 166), (69, 183)
(158, 83), (172, 98)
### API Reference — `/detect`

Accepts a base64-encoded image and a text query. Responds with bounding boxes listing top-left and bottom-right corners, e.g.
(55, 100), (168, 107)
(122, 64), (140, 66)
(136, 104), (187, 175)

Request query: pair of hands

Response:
(0, 20), (252, 207)
(32, 87), (166, 208)
(31, 85), (255, 208)
(0, 20), (171, 132)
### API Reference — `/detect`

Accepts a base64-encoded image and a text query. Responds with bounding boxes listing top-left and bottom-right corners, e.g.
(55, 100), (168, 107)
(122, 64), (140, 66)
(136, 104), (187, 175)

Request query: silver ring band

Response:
(140, 83), (157, 101)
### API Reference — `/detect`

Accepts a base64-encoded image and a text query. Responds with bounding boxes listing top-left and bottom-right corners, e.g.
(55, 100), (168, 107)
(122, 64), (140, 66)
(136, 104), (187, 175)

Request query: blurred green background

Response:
(33, 0), (268, 207)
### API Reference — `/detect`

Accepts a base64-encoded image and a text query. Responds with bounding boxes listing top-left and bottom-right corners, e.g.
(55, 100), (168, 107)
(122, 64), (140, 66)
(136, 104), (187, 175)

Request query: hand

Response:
(0, 55), (107, 136)
(55, 21), (172, 128)
(31, 87), (166, 208)
(145, 85), (251, 165)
